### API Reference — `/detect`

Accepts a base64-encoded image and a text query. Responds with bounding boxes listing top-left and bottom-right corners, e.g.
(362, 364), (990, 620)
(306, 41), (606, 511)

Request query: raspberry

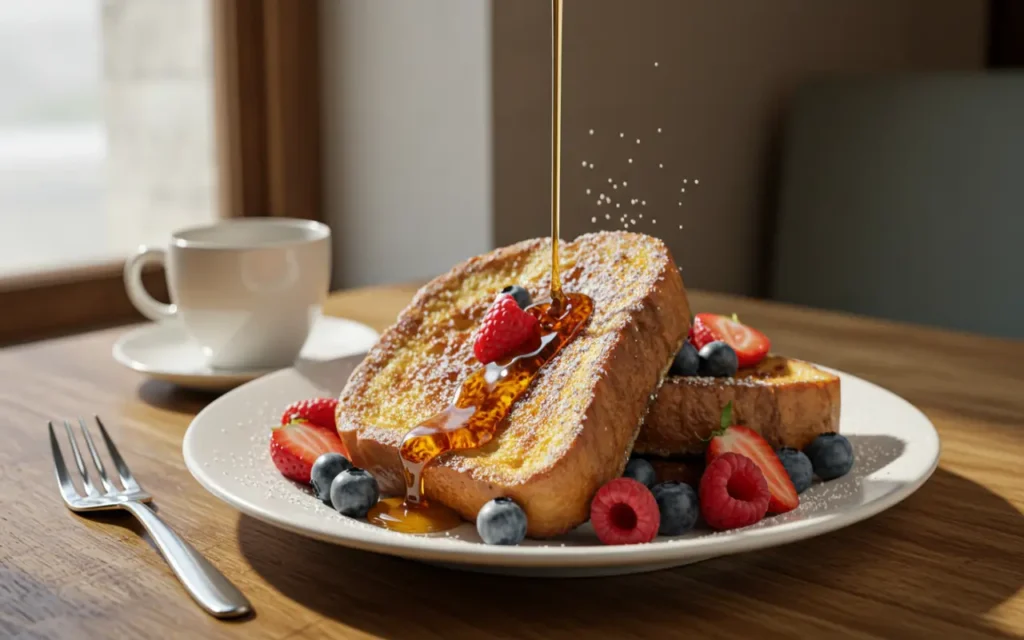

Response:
(699, 452), (770, 530)
(590, 478), (660, 545)
(473, 294), (541, 364)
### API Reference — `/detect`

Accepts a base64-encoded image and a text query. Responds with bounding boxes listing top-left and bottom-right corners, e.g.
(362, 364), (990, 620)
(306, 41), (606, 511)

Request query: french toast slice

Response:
(336, 231), (690, 538)
(634, 356), (840, 457)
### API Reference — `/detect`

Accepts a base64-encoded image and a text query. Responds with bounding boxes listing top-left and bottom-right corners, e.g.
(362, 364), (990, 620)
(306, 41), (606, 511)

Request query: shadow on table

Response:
(136, 379), (223, 414)
(237, 465), (1023, 638)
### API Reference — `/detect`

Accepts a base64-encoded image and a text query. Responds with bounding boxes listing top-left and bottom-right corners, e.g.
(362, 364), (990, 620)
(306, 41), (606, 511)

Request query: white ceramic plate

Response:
(113, 316), (379, 392)
(183, 357), (940, 577)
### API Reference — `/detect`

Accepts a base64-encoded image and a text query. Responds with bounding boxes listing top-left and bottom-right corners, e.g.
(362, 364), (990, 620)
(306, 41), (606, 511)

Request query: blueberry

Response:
(698, 341), (738, 377)
(651, 481), (699, 535)
(476, 497), (528, 545)
(804, 433), (855, 480)
(310, 453), (353, 504)
(776, 447), (813, 494)
(669, 342), (700, 376)
(329, 468), (380, 517)
(623, 458), (657, 487)
(500, 285), (532, 309)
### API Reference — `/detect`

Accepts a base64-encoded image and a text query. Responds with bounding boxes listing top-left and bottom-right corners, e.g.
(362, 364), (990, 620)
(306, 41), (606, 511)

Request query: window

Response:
(0, 0), (322, 344)
(0, 0), (218, 278)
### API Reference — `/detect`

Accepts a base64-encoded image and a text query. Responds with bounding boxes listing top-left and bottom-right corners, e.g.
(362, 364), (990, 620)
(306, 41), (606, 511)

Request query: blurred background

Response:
(1, 0), (1021, 343)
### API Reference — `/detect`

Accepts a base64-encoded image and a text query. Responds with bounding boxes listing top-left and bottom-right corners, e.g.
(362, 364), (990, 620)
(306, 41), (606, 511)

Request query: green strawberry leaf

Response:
(720, 400), (733, 430)
(701, 400), (735, 443)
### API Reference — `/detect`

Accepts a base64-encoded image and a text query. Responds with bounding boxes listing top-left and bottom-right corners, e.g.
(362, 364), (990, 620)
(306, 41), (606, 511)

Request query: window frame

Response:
(0, 0), (322, 345)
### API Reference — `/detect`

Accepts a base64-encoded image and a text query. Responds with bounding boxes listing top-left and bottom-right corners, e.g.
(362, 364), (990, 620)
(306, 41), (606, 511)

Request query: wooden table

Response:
(2, 285), (1022, 639)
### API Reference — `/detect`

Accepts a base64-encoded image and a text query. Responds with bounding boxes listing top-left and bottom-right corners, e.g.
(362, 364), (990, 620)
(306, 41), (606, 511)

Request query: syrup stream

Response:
(549, 0), (566, 312)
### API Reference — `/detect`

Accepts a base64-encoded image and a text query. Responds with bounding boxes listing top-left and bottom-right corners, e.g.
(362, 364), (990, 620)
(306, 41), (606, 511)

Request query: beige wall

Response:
(321, 0), (492, 289)
(493, 0), (988, 296)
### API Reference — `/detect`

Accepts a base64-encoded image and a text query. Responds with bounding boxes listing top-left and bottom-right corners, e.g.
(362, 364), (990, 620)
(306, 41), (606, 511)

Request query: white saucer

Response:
(183, 359), (941, 577)
(113, 316), (379, 392)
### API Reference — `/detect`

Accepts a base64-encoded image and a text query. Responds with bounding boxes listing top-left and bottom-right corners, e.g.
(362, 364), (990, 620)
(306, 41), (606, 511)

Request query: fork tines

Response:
(48, 416), (145, 505)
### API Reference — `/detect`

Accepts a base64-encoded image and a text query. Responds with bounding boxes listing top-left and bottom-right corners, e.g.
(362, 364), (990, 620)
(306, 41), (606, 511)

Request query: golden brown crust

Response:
(634, 357), (841, 457)
(336, 232), (690, 538)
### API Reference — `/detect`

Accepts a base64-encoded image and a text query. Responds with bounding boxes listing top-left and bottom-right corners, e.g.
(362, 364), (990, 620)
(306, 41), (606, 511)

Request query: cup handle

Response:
(124, 246), (177, 322)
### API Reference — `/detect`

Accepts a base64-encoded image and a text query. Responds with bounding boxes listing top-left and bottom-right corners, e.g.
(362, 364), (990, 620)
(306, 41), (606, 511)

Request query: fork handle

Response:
(124, 501), (252, 618)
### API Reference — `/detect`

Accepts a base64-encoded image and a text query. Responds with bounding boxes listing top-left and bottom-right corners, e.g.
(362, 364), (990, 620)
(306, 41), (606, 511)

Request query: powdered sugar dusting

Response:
(337, 232), (678, 491)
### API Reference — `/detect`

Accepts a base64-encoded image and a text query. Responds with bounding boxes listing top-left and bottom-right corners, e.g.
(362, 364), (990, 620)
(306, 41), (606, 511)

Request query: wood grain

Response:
(0, 261), (169, 347)
(0, 284), (1022, 639)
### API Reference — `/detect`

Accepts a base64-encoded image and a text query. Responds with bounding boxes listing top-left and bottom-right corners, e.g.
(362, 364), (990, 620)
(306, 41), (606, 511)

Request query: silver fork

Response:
(48, 416), (252, 619)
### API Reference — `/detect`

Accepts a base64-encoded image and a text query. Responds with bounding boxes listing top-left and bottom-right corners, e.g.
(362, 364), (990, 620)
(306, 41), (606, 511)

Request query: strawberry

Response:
(281, 397), (339, 431)
(473, 294), (542, 364)
(270, 421), (347, 484)
(590, 478), (661, 545)
(690, 312), (770, 368)
(699, 452), (770, 530)
(705, 401), (799, 514)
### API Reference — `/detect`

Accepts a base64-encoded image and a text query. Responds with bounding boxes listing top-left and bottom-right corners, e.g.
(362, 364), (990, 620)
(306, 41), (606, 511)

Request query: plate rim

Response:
(182, 365), (940, 568)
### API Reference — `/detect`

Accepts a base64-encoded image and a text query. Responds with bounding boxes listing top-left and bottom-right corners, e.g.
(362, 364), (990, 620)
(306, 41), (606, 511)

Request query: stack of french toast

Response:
(331, 231), (842, 540)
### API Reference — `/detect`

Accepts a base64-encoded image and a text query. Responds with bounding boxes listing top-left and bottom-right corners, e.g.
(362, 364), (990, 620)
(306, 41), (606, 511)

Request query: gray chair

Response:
(770, 73), (1024, 339)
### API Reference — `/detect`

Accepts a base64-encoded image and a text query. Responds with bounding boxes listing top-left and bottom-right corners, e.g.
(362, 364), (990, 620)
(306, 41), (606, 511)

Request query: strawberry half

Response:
(705, 401), (799, 514)
(690, 313), (770, 368)
(270, 421), (347, 484)
(473, 294), (541, 364)
(281, 397), (339, 431)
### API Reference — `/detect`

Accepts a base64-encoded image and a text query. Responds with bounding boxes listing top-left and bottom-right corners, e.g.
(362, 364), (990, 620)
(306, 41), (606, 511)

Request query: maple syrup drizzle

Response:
(366, 293), (593, 533)
(366, 0), (578, 535)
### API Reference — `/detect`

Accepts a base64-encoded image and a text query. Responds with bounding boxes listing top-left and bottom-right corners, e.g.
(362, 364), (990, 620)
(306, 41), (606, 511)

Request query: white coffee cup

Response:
(124, 218), (332, 370)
